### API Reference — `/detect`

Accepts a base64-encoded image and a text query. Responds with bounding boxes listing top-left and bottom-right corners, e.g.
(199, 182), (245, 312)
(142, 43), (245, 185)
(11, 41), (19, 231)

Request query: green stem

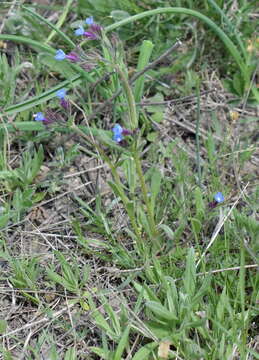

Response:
(0, 34), (94, 81)
(114, 66), (157, 240)
(134, 154), (158, 240)
(21, 6), (76, 48)
(115, 66), (138, 129)
(71, 124), (142, 242)
(195, 83), (202, 188)
(0, 34), (54, 53)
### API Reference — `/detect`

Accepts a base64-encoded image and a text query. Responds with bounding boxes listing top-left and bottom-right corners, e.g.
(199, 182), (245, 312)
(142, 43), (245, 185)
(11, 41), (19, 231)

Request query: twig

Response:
(0, 0), (17, 34)
(75, 89), (216, 107)
(196, 182), (249, 267)
(1, 302), (75, 339)
(88, 40), (182, 120)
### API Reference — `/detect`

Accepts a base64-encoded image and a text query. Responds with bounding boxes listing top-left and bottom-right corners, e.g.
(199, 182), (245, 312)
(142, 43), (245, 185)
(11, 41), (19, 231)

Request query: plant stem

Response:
(195, 83), (202, 188)
(71, 124), (142, 244)
(115, 66), (138, 129)
(115, 66), (158, 241)
(134, 153), (158, 241)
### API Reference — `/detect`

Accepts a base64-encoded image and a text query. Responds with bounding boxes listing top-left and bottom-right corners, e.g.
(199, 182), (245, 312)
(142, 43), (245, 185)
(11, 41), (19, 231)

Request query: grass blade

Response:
(22, 5), (76, 47)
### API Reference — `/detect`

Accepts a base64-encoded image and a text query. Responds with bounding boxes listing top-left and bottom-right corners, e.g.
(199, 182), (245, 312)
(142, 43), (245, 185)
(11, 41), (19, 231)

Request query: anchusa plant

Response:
(35, 16), (105, 127)
(34, 13), (159, 250)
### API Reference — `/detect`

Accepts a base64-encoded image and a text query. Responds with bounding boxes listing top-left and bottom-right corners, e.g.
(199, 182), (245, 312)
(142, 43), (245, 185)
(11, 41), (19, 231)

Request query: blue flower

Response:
(214, 192), (224, 203)
(112, 124), (124, 143)
(56, 88), (67, 99)
(34, 112), (45, 121)
(85, 16), (94, 25)
(54, 50), (80, 63)
(55, 49), (66, 61)
(75, 26), (85, 36)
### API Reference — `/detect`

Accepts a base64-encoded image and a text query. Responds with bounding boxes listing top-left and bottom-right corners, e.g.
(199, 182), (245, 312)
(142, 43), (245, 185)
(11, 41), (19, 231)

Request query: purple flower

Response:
(66, 52), (80, 62)
(75, 26), (85, 36)
(85, 16), (94, 25)
(214, 192), (224, 203)
(122, 128), (133, 136)
(208, 191), (225, 209)
(90, 23), (102, 34)
(83, 31), (98, 40)
(112, 124), (124, 143)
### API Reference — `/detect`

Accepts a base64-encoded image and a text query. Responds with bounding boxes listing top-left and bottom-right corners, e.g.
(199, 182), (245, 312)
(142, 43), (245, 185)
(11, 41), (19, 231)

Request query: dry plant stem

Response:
(196, 182), (249, 268)
(82, 89), (216, 107)
(130, 40), (182, 83)
(88, 40), (182, 120)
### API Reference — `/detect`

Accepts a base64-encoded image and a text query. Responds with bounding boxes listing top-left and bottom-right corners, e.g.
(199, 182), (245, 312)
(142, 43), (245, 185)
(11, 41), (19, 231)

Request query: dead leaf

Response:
(158, 340), (172, 359)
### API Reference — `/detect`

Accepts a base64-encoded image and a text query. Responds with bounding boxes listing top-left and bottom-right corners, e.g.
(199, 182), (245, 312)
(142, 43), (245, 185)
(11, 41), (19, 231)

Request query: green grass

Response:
(0, 0), (258, 359)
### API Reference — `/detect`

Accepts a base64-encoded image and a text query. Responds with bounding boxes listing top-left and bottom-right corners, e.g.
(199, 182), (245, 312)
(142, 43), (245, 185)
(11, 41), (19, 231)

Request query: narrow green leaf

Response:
(1, 75), (81, 116)
(132, 342), (157, 360)
(64, 347), (77, 360)
(114, 326), (130, 360)
(150, 167), (162, 213)
(183, 247), (196, 297)
(146, 301), (178, 321)
(134, 40), (154, 102)
(158, 224), (175, 241)
(89, 347), (109, 359)
(0, 320), (7, 334)
(22, 6), (76, 47)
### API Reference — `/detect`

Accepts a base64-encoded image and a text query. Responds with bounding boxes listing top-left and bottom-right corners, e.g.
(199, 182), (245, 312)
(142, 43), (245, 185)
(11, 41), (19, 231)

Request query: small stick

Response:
(88, 40), (182, 120)
(196, 183), (249, 268)
(79, 89), (216, 107)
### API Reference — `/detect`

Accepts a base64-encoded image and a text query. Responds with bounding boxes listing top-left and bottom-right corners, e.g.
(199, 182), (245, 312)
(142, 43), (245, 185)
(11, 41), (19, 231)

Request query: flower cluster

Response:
(54, 17), (102, 69)
(35, 16), (132, 141)
(33, 88), (69, 125)
(74, 16), (102, 40)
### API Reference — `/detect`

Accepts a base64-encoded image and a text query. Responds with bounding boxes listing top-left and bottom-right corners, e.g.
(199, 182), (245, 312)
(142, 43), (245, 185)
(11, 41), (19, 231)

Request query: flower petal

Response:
(214, 192), (224, 203)
(56, 88), (67, 99)
(75, 26), (85, 36)
(85, 16), (94, 25)
(34, 112), (45, 121)
(55, 49), (66, 60)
